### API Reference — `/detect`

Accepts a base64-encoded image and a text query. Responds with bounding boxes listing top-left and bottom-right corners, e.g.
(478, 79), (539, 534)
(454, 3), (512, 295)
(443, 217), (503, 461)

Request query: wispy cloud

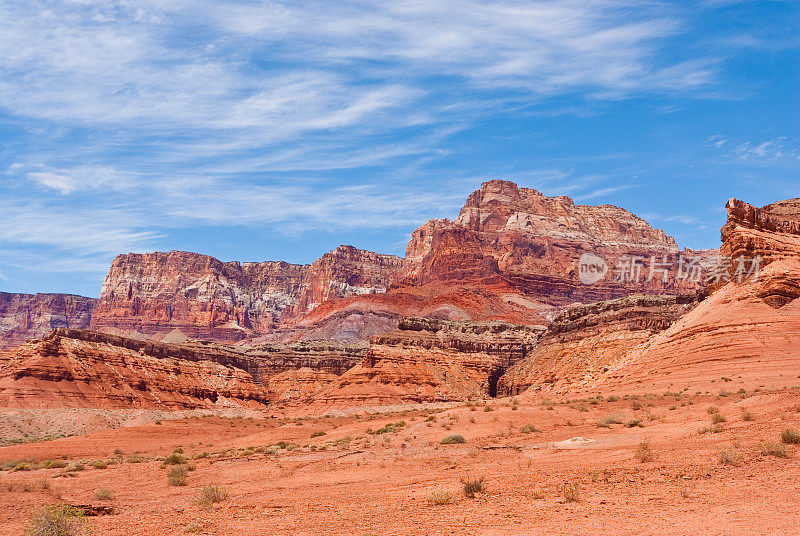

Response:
(708, 135), (800, 161)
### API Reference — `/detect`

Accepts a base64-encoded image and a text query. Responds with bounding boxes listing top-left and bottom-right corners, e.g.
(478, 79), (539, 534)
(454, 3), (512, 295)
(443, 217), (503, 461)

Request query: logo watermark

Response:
(576, 254), (761, 285)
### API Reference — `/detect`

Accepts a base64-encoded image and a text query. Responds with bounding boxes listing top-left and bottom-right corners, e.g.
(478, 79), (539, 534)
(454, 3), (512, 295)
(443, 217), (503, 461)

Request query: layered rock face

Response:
(84, 181), (711, 346)
(291, 245), (403, 316)
(599, 198), (800, 394)
(90, 251), (307, 341)
(0, 293), (96, 350)
(312, 317), (544, 407)
(497, 293), (701, 396)
(398, 180), (711, 303)
(90, 246), (401, 342)
(721, 197), (800, 267)
(0, 329), (270, 409)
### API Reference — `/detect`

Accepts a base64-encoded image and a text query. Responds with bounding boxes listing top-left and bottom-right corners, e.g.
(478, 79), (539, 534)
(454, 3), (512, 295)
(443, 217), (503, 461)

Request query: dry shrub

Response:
(717, 448), (743, 466)
(426, 490), (453, 505)
(162, 452), (187, 466)
(635, 440), (654, 463)
(559, 481), (580, 502)
(197, 484), (228, 508)
(740, 409), (754, 421)
(25, 504), (84, 536)
(168, 466), (188, 486)
(597, 414), (623, 428)
(711, 413), (727, 424)
(759, 441), (791, 458)
(440, 434), (466, 444)
(461, 477), (485, 499)
(94, 488), (113, 501)
(781, 428), (800, 444)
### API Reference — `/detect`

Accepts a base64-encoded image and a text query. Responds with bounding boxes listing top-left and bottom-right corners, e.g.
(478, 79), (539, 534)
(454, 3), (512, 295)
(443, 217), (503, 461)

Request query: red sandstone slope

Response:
(0, 293), (96, 350)
(0, 329), (270, 409)
(310, 317), (544, 407)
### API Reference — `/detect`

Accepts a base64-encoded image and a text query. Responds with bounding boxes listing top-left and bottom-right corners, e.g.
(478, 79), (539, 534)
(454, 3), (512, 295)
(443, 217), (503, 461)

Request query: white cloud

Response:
(24, 165), (135, 195)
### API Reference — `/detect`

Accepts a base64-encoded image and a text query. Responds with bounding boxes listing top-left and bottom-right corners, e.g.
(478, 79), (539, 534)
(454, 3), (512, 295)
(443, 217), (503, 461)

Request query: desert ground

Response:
(2, 385), (799, 536)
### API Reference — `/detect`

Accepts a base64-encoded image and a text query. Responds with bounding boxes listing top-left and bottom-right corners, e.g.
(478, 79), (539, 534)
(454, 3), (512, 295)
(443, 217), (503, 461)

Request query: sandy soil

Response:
(1, 388), (799, 535)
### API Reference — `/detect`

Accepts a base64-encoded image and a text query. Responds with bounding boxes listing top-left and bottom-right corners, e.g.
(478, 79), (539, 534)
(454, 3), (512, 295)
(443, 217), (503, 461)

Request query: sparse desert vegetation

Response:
(461, 477), (485, 499)
(197, 485), (228, 508)
(25, 505), (84, 536)
(426, 490), (454, 505)
(635, 440), (655, 462)
(440, 434), (466, 444)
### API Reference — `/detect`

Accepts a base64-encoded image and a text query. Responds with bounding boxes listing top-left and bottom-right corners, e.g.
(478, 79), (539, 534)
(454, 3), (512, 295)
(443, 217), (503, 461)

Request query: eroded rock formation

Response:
(0, 293), (96, 350)
(301, 180), (716, 337)
(497, 293), (702, 395)
(89, 246), (401, 342)
(311, 317), (545, 406)
(0, 329), (270, 409)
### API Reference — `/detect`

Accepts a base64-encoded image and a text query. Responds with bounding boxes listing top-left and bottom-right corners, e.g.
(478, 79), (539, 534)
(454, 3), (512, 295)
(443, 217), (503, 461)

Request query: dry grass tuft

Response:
(759, 441), (791, 458)
(635, 440), (655, 463)
(167, 466), (188, 487)
(559, 481), (580, 502)
(781, 428), (800, 444)
(426, 490), (453, 505)
(197, 484), (228, 508)
(25, 504), (84, 536)
(717, 448), (743, 466)
(93, 488), (113, 501)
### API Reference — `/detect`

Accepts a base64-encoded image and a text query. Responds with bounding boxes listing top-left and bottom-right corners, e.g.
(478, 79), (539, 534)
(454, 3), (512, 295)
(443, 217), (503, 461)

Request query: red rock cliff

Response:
(90, 246), (402, 343)
(0, 293), (96, 350)
(90, 251), (309, 341)
(397, 180), (711, 304)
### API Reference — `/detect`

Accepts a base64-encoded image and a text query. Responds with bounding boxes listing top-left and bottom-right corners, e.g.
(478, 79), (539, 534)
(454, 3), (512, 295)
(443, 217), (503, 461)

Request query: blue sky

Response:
(0, 1), (797, 297)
